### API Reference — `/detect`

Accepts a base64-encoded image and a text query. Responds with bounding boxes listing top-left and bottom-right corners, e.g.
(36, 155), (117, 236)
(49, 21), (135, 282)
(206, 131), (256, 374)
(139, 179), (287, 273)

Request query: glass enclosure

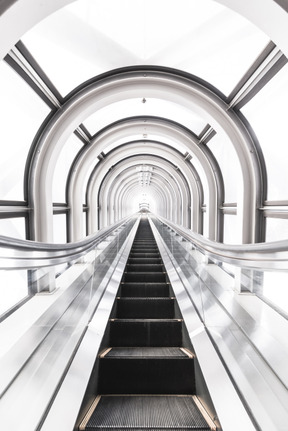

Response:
(0, 0), (287, 245)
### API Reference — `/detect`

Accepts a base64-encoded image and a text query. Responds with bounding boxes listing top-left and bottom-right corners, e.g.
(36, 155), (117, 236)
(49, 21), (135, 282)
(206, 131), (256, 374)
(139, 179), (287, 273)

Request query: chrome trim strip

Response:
(157, 215), (288, 270)
(0, 216), (132, 269)
(79, 395), (101, 431)
(192, 396), (217, 431)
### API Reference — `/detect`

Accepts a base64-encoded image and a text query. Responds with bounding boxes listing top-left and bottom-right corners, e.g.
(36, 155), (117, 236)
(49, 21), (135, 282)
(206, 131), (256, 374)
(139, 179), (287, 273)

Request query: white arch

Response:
(99, 164), (180, 227)
(95, 156), (192, 228)
(26, 71), (263, 243)
(109, 171), (176, 224)
(100, 169), (174, 225)
(116, 179), (169, 221)
(0, 1), (277, 243)
(85, 144), (203, 240)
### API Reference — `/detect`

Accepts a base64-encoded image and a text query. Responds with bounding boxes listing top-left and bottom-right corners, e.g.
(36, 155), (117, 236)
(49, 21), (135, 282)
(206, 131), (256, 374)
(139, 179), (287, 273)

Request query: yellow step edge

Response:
(79, 395), (101, 430)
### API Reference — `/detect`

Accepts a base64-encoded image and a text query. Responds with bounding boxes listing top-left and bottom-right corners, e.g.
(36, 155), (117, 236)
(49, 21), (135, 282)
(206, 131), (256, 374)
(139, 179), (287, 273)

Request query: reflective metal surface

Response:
(150, 218), (256, 431)
(40, 217), (140, 431)
(0, 216), (132, 269)
(157, 215), (288, 270)
(151, 215), (288, 431)
(0, 216), (139, 430)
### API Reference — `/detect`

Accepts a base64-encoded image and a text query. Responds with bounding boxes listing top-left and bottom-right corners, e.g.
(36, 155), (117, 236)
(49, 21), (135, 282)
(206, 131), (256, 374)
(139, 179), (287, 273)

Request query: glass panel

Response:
(207, 133), (241, 203)
(152, 215), (288, 429)
(224, 214), (242, 244)
(21, 0), (269, 96)
(83, 211), (87, 236)
(191, 158), (208, 205)
(241, 65), (288, 201)
(0, 270), (28, 317)
(53, 213), (67, 243)
(83, 159), (99, 204)
(262, 272), (288, 316)
(52, 134), (83, 202)
(0, 217), (26, 239)
(102, 132), (199, 156)
(83, 99), (207, 137)
(202, 210), (208, 238)
(0, 61), (50, 200)
(266, 217), (288, 241)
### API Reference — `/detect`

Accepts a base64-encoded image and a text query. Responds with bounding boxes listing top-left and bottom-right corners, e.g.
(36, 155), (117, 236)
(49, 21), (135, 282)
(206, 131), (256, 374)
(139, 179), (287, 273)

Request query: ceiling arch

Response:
(99, 169), (174, 226)
(27, 68), (264, 243)
(97, 162), (187, 229)
(84, 145), (203, 242)
(86, 147), (202, 233)
(115, 178), (169, 222)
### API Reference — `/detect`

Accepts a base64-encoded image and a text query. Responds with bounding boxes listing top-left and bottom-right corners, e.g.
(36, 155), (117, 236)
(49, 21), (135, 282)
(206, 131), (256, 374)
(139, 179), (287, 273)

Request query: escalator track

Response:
(79, 218), (215, 431)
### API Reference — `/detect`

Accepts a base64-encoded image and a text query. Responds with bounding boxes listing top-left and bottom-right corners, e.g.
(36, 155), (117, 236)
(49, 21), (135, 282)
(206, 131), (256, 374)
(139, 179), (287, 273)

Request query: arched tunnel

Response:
(0, 1), (288, 430)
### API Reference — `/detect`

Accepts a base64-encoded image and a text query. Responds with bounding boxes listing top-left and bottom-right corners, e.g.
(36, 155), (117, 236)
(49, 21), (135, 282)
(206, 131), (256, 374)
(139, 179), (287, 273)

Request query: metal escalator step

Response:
(130, 251), (159, 256)
(109, 319), (183, 347)
(116, 298), (175, 319)
(126, 264), (164, 272)
(131, 242), (157, 246)
(120, 282), (170, 297)
(123, 272), (167, 283)
(131, 247), (157, 250)
(129, 253), (160, 259)
(83, 395), (212, 430)
(132, 239), (157, 243)
(128, 257), (162, 265)
(104, 347), (191, 357)
(98, 356), (195, 394)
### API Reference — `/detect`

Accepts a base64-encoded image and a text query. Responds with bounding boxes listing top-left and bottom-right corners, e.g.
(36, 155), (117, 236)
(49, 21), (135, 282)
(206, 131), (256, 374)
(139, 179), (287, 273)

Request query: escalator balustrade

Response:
(79, 218), (215, 431)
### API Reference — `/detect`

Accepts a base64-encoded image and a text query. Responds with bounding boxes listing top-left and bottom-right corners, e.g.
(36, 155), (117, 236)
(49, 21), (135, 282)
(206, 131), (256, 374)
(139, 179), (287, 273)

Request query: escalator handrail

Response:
(0, 215), (134, 269)
(155, 215), (288, 270)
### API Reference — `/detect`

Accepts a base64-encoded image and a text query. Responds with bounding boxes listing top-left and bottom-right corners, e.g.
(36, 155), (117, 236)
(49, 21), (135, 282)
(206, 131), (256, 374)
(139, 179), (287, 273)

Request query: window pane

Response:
(0, 217), (26, 239)
(0, 61), (50, 201)
(224, 214), (242, 244)
(191, 158), (208, 206)
(242, 65), (288, 201)
(53, 134), (83, 202)
(53, 214), (67, 243)
(83, 211), (87, 236)
(266, 218), (288, 241)
(83, 99), (207, 137)
(202, 210), (208, 238)
(207, 133), (241, 203)
(262, 272), (288, 316)
(0, 270), (28, 317)
(21, 0), (269, 96)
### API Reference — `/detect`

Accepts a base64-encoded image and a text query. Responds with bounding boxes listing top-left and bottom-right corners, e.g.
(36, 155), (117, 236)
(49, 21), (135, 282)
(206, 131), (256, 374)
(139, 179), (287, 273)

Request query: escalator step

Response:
(120, 282), (170, 297)
(116, 298), (175, 319)
(109, 319), (182, 347)
(128, 257), (162, 265)
(132, 240), (157, 243)
(130, 251), (159, 256)
(79, 219), (215, 431)
(82, 395), (211, 430)
(104, 347), (190, 357)
(132, 245), (156, 248)
(123, 272), (166, 283)
(129, 252), (160, 259)
(126, 264), (164, 272)
(98, 355), (195, 394)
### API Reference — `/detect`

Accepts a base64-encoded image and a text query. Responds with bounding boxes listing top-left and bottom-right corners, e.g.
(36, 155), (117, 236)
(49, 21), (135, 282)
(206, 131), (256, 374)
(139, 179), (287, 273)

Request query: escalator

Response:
(79, 218), (216, 431)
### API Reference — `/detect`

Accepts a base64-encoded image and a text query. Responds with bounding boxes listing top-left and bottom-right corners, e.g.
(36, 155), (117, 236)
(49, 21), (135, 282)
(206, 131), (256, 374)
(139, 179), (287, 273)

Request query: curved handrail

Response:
(0, 215), (136, 269)
(155, 215), (288, 270)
